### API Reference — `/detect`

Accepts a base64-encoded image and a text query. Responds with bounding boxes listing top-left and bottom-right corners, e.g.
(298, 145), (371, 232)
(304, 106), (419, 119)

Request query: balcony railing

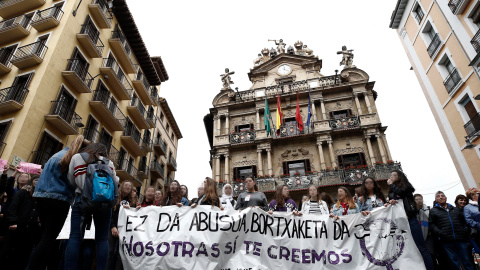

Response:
(230, 130), (256, 144)
(329, 116), (360, 130)
(89, 0), (112, 28)
(130, 97), (147, 119)
(443, 68), (462, 94)
(108, 144), (119, 167)
(414, 12), (424, 23)
(427, 34), (442, 58)
(10, 41), (47, 68)
(91, 90), (127, 126)
(150, 86), (158, 103)
(0, 47), (14, 70)
(135, 69), (151, 90)
(110, 29), (135, 71)
(0, 14), (32, 45)
(82, 127), (112, 151)
(150, 161), (165, 179)
(0, 13), (31, 31)
(31, 6), (63, 31)
(123, 125), (141, 145)
(465, 112), (480, 138)
(79, 23), (104, 56)
(63, 59), (94, 92)
(448, 0), (462, 14)
(275, 121), (313, 138)
(48, 100), (82, 131)
(471, 29), (480, 54)
(117, 158), (139, 182)
(101, 57), (133, 98)
(0, 86), (29, 105)
(0, 0), (45, 20)
(168, 156), (177, 169)
(153, 137), (167, 155)
(141, 135), (153, 153)
(138, 159), (149, 179)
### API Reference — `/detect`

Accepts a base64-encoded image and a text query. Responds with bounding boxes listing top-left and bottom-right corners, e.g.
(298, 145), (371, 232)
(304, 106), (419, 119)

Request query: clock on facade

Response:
(277, 64), (291, 75)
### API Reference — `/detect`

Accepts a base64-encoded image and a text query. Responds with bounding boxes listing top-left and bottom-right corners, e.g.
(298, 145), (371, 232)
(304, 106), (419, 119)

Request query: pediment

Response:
(248, 53), (322, 80)
(340, 68), (370, 83)
(212, 89), (234, 106)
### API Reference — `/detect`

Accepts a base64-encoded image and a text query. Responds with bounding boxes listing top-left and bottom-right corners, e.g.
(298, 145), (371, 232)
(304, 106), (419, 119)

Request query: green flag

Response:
(264, 97), (271, 136)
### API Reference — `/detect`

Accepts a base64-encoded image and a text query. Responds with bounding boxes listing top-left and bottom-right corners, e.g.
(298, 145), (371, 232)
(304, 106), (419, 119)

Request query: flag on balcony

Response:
(276, 94), (283, 135)
(306, 86), (312, 131)
(264, 97), (271, 136)
(295, 91), (303, 131)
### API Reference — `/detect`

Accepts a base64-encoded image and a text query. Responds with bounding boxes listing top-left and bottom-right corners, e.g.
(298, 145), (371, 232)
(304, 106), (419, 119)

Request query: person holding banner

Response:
(190, 185), (205, 205)
(191, 177), (220, 208)
(161, 180), (189, 207)
(234, 177), (268, 211)
(154, 189), (163, 206)
(138, 186), (157, 208)
(181, 184), (189, 203)
(357, 177), (386, 213)
(220, 183), (236, 210)
(301, 185), (329, 215)
(387, 170), (434, 270)
(268, 185), (298, 214)
(319, 191), (334, 210)
(330, 186), (360, 218)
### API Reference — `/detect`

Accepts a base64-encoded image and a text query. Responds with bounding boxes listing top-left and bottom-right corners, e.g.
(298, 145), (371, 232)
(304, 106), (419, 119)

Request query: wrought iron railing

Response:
(150, 86), (158, 101)
(138, 159), (149, 175)
(443, 68), (462, 94)
(141, 135), (153, 152)
(80, 23), (104, 54)
(65, 59), (94, 88)
(91, 0), (113, 24)
(123, 124), (141, 145)
(414, 12), (424, 23)
(135, 68), (151, 90)
(82, 127), (112, 151)
(91, 90), (127, 126)
(49, 100), (82, 129)
(448, 0), (462, 14)
(230, 130), (256, 144)
(101, 57), (133, 96)
(118, 158), (138, 178)
(108, 144), (119, 167)
(471, 29), (480, 53)
(130, 96), (147, 120)
(12, 41), (48, 61)
(427, 34), (442, 58)
(150, 161), (165, 178)
(0, 13), (32, 32)
(275, 121), (313, 138)
(154, 137), (167, 153)
(147, 108), (155, 123)
(0, 47), (14, 67)
(0, 86), (29, 105)
(465, 112), (480, 138)
(168, 156), (177, 169)
(32, 6), (64, 24)
(110, 29), (135, 64)
(329, 116), (360, 130)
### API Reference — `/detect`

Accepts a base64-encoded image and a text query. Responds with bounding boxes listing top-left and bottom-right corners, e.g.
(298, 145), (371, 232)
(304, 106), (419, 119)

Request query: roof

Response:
(159, 97), (183, 139)
(151, 56), (169, 82)
(112, 0), (161, 85)
(389, 0), (409, 29)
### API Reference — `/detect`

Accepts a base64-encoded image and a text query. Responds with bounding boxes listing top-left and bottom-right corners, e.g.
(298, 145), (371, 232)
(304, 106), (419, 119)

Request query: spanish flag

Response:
(276, 94), (283, 135)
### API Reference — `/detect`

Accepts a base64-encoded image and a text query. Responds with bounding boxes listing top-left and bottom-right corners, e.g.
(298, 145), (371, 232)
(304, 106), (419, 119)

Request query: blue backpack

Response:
(79, 152), (118, 211)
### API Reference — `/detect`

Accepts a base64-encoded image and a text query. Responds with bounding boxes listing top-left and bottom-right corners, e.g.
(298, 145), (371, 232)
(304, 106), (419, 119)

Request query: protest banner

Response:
(118, 202), (426, 270)
(18, 161), (41, 174)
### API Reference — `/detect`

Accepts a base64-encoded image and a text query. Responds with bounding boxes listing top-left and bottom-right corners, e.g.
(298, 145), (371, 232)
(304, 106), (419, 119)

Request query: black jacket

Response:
(429, 203), (470, 242)
(388, 183), (417, 219)
(7, 189), (38, 228)
(111, 196), (133, 229)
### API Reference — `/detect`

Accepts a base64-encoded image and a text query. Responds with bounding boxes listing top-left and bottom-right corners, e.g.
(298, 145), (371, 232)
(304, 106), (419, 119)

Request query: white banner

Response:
(118, 202), (426, 270)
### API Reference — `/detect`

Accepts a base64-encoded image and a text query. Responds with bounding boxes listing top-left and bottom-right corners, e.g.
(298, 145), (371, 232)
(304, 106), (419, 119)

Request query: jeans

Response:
(409, 217), (435, 270)
(64, 198), (112, 270)
(29, 198), (70, 270)
(442, 241), (475, 270)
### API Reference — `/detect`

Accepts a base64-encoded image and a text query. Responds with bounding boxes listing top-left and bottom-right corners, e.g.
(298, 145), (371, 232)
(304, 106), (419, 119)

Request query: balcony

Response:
(30, 6), (63, 32)
(0, 0), (45, 19)
(448, 0), (469, 15)
(150, 86), (158, 105)
(275, 121), (313, 138)
(167, 156), (177, 171)
(146, 109), (155, 128)
(0, 47), (13, 75)
(153, 137), (167, 156)
(166, 177), (173, 185)
(0, 14), (31, 46)
(132, 69), (153, 105)
(100, 58), (133, 100)
(150, 161), (164, 179)
(127, 97), (149, 129)
(465, 112), (480, 138)
(45, 101), (82, 135)
(138, 160), (149, 180)
(471, 29), (480, 54)
(76, 24), (104, 58)
(116, 159), (141, 185)
(108, 30), (135, 73)
(230, 130), (256, 144)
(141, 136), (153, 153)
(10, 41), (47, 69)
(82, 127), (113, 152)
(89, 90), (126, 131)
(62, 59), (93, 94)
(88, 0), (112, 29)
(329, 116), (360, 131)
(0, 86), (28, 114)
(427, 34), (442, 59)
(121, 125), (143, 157)
(444, 68), (462, 94)
(108, 144), (119, 168)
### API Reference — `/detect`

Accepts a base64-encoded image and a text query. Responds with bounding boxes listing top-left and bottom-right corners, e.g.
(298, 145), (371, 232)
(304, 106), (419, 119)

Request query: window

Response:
(235, 124), (254, 132)
(166, 123), (170, 132)
(282, 160), (311, 176)
(84, 116), (99, 141)
(100, 128), (112, 151)
(118, 148), (126, 168)
(33, 34), (49, 57)
(54, 87), (77, 122)
(6, 73), (34, 104)
(443, 58), (455, 74)
(329, 109), (353, 119)
(440, 56), (461, 93)
(0, 120), (12, 143)
(337, 153), (367, 169)
(414, 4), (424, 23)
(233, 165), (257, 180)
(68, 48), (89, 79)
(469, 4), (480, 29)
(460, 96), (480, 136)
(0, 44), (17, 66)
(33, 132), (63, 166)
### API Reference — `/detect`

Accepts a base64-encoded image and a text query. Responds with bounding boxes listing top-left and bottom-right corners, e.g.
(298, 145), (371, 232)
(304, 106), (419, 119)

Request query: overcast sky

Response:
(128, 0), (466, 205)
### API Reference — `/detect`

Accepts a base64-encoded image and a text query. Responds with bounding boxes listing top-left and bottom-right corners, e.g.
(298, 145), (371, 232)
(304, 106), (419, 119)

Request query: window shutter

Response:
(252, 165), (257, 178)
(282, 162), (289, 175)
(305, 159), (311, 172)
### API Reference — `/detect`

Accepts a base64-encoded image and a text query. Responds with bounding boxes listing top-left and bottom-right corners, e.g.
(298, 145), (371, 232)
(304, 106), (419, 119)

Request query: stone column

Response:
(257, 150), (263, 175)
(215, 155), (221, 181)
(213, 116), (218, 136)
(225, 114), (230, 135)
(256, 109), (260, 129)
(383, 134), (393, 160)
(365, 136), (376, 165)
(317, 141), (326, 170)
(328, 141), (337, 168)
(224, 154), (230, 181)
(217, 116), (221, 135)
(354, 93), (363, 115)
(311, 100), (317, 121)
(320, 99), (327, 120)
(377, 135), (387, 163)
(266, 149), (273, 175)
(364, 93), (373, 114)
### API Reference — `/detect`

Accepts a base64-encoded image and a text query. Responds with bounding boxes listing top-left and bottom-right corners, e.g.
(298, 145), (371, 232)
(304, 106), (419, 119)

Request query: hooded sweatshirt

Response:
(220, 184), (236, 210)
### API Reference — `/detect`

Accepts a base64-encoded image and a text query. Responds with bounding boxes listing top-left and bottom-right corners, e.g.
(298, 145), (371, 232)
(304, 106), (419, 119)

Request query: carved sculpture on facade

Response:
(294, 40), (304, 55)
(253, 54), (263, 67)
(220, 68), (235, 90)
(269, 48), (277, 58)
(337, 45), (355, 69)
(303, 45), (314, 56)
(287, 46), (295, 54)
(269, 39), (286, 54)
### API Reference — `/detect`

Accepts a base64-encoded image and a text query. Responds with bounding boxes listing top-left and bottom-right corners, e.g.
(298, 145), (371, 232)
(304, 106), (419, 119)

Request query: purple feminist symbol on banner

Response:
(355, 218), (406, 270)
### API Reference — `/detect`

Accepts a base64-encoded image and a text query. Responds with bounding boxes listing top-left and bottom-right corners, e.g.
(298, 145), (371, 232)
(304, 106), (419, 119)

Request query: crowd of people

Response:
(0, 135), (478, 270)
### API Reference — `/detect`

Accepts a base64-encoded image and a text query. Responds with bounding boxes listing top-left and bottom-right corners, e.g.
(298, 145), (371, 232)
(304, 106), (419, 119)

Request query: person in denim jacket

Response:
(330, 186), (360, 218)
(357, 177), (387, 212)
(29, 135), (89, 270)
